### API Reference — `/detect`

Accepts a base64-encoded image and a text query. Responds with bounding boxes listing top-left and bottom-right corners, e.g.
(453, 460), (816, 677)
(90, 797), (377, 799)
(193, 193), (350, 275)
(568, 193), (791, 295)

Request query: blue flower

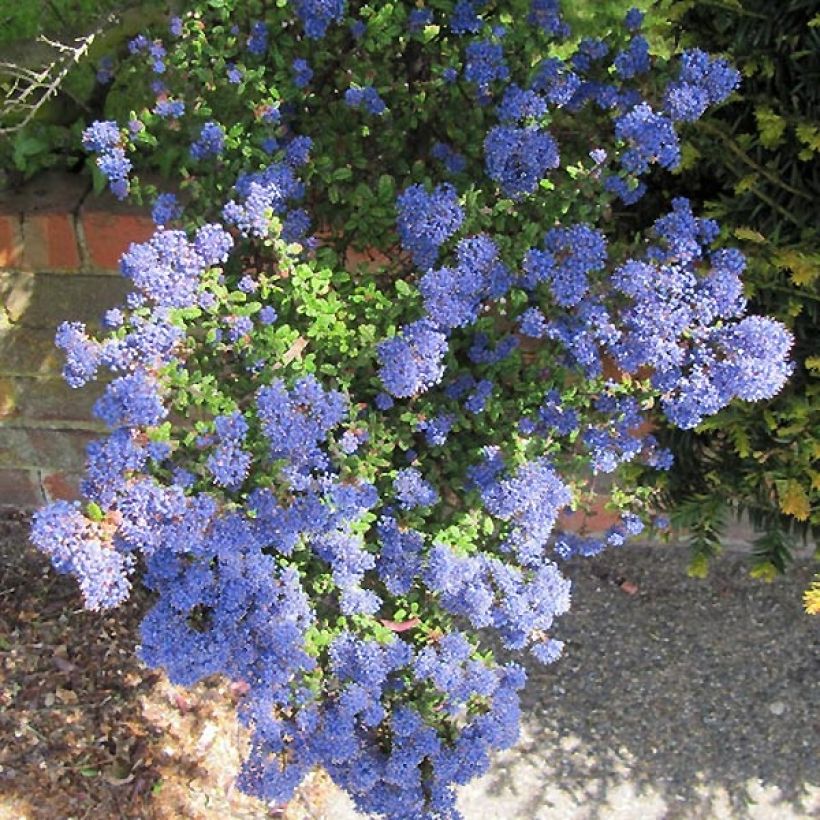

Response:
(151, 193), (182, 226)
(396, 183), (464, 270)
(377, 320), (448, 398)
(394, 467), (439, 509)
(247, 21), (268, 55)
(293, 0), (346, 39)
(484, 125), (560, 199)
(190, 121), (226, 160)
(292, 58), (313, 88)
(614, 103), (679, 174)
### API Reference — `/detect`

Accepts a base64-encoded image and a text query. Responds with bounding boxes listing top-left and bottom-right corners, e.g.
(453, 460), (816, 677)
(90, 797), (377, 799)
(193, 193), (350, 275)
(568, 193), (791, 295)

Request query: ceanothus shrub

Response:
(31, 1), (793, 816)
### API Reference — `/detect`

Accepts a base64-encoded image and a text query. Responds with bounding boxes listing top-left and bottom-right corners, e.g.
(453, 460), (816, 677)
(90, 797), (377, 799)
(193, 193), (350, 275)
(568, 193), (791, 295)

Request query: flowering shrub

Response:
(31, 1), (793, 816)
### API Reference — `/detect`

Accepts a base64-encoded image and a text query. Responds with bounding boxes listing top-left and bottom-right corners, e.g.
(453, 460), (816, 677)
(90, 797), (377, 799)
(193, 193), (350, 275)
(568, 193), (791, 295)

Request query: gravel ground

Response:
(2, 509), (818, 819)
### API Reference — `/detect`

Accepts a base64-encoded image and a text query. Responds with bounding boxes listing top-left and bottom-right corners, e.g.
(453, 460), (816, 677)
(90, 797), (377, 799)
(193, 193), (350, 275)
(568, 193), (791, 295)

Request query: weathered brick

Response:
(22, 212), (81, 271)
(81, 210), (154, 271)
(0, 272), (130, 329)
(41, 470), (82, 503)
(0, 427), (95, 470)
(0, 271), (34, 323)
(0, 170), (87, 215)
(0, 327), (62, 376)
(0, 213), (24, 269)
(0, 376), (103, 424)
(0, 467), (44, 507)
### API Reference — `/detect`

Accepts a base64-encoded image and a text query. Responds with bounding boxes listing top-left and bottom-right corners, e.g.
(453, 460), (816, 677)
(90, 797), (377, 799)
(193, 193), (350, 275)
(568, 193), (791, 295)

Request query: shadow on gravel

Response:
(480, 544), (819, 819)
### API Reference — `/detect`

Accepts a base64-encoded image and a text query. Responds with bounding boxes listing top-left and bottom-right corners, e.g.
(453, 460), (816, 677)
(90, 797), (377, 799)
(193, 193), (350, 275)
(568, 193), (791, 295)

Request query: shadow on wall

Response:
(0, 173), (149, 507)
(469, 545), (819, 819)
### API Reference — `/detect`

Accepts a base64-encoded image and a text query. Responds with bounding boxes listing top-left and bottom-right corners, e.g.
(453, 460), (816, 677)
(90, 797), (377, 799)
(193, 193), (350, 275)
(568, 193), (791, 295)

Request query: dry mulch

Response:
(0, 510), (334, 820)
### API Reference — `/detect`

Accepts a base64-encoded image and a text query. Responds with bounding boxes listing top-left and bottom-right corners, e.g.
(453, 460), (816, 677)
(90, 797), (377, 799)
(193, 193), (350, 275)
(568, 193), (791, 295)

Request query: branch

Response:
(0, 11), (120, 136)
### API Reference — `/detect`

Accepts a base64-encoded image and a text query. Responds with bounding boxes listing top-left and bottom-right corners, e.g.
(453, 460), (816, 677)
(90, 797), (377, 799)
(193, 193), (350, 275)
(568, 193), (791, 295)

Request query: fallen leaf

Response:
(56, 687), (79, 704)
(380, 618), (421, 632)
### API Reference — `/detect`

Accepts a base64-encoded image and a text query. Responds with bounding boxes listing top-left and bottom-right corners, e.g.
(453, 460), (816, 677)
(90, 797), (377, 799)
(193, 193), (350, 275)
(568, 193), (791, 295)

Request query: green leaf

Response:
(754, 106), (786, 149)
(85, 502), (104, 522)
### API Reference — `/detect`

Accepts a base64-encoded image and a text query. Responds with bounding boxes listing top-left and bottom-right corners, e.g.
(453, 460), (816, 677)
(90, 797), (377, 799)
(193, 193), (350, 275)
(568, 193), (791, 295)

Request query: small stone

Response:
(768, 701), (786, 716)
(619, 580), (639, 595)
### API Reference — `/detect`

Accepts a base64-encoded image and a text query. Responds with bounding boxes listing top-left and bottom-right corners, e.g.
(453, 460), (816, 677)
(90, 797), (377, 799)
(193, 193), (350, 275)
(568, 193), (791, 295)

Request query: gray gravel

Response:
(327, 543), (819, 819)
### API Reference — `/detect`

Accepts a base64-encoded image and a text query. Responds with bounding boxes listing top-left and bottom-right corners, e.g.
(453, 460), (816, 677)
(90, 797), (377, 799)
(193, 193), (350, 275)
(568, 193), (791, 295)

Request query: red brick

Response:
(81, 211), (154, 271)
(22, 212), (81, 271)
(560, 500), (622, 535)
(41, 470), (82, 503)
(0, 213), (24, 269)
(345, 245), (393, 272)
(0, 468), (44, 508)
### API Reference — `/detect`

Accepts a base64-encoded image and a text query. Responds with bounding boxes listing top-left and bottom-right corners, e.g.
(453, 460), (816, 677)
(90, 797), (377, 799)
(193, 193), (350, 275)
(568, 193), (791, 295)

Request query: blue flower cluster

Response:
(247, 21), (268, 55)
(55, 322), (101, 388)
(450, 0), (482, 34)
(419, 234), (510, 329)
(605, 198), (793, 427)
(526, 224), (607, 307)
(292, 58), (313, 88)
(614, 103), (680, 174)
(151, 192), (182, 226)
(664, 48), (740, 122)
(408, 7), (434, 32)
(473, 453), (573, 565)
(207, 412), (252, 490)
(377, 320), (449, 398)
(614, 35), (651, 80)
(31, 501), (133, 610)
(394, 467), (439, 509)
(465, 40), (509, 100)
(497, 84), (548, 123)
(396, 183), (464, 269)
(256, 375), (348, 481)
(224, 161), (307, 237)
(484, 125), (560, 198)
(120, 224), (233, 308)
(190, 121), (226, 160)
(344, 85), (387, 115)
(82, 121), (131, 199)
(292, 0), (346, 39)
(431, 141), (467, 174)
(528, 0), (568, 37)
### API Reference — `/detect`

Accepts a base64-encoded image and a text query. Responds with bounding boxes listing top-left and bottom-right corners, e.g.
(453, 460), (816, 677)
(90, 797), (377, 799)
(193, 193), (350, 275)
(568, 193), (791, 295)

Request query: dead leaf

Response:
(282, 336), (308, 365)
(56, 687), (79, 704)
(379, 618), (421, 632)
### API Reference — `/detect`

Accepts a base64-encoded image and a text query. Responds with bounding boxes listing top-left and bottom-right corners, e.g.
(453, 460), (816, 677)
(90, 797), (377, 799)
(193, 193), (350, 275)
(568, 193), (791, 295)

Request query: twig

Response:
(0, 11), (120, 136)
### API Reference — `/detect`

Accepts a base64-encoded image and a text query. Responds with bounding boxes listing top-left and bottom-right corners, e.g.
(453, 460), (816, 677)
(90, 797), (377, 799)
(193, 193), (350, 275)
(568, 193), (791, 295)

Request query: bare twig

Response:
(0, 11), (120, 136)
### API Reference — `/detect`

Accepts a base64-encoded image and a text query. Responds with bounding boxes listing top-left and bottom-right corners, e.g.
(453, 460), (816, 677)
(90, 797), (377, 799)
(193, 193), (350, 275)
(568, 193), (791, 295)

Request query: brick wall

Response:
(0, 172), (154, 507)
